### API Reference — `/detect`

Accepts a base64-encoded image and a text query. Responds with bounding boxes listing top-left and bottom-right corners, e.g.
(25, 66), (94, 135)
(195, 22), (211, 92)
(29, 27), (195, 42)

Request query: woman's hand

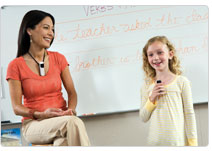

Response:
(35, 108), (77, 120)
(61, 109), (77, 116)
(40, 108), (64, 119)
(149, 82), (166, 104)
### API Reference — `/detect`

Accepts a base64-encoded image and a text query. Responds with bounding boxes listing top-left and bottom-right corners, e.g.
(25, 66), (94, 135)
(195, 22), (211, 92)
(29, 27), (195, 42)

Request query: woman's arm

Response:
(8, 79), (64, 119)
(61, 66), (77, 115)
(8, 79), (31, 117)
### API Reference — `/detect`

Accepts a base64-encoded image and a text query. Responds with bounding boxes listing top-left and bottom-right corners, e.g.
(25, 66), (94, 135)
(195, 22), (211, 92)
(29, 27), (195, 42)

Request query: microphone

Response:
(156, 80), (162, 102)
(157, 80), (162, 93)
(39, 62), (45, 76)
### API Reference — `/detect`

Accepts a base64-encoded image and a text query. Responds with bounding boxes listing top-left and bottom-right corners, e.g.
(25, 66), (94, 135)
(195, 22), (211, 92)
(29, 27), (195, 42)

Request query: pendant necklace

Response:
(28, 51), (46, 76)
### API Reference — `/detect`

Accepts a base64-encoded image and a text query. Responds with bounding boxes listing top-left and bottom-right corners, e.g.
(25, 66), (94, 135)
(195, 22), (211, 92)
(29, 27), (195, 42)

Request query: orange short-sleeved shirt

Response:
(6, 51), (69, 121)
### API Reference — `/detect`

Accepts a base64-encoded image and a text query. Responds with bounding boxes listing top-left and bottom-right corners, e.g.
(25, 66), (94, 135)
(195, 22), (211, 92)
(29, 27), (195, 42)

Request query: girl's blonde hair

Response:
(142, 36), (182, 82)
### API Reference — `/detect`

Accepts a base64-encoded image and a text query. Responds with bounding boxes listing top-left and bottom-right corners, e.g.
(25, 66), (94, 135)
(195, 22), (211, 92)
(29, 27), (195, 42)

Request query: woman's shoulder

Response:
(47, 50), (68, 67)
(47, 50), (64, 57)
(8, 57), (23, 67)
(7, 57), (23, 79)
(48, 50), (66, 59)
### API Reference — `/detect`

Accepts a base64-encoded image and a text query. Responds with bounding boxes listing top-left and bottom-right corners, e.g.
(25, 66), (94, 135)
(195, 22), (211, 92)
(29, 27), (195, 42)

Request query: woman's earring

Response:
(29, 35), (32, 43)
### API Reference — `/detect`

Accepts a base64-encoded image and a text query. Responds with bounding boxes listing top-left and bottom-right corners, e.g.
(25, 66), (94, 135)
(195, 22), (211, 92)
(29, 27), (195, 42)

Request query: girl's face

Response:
(147, 41), (173, 72)
(27, 16), (54, 49)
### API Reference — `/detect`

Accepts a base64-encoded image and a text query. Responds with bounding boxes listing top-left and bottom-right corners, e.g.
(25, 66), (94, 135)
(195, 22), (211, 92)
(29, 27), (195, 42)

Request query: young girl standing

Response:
(139, 36), (198, 146)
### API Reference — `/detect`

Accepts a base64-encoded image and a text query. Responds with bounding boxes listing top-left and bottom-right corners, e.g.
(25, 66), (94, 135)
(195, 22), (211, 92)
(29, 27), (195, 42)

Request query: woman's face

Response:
(28, 16), (54, 49)
(147, 41), (173, 72)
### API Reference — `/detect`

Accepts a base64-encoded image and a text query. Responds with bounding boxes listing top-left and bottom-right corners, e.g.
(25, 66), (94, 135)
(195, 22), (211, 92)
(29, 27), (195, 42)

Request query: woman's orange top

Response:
(6, 51), (69, 122)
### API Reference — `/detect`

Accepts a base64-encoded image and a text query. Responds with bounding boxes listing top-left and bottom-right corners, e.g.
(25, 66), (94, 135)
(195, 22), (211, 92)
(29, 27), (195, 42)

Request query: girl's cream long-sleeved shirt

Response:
(139, 75), (198, 146)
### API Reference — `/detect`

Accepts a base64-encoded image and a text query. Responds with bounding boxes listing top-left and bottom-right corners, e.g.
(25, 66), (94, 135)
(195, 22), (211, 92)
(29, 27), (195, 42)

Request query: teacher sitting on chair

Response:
(6, 10), (90, 146)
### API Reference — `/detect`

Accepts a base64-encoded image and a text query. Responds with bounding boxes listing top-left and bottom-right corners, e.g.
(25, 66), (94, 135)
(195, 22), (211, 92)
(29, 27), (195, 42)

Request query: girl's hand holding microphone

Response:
(149, 80), (166, 104)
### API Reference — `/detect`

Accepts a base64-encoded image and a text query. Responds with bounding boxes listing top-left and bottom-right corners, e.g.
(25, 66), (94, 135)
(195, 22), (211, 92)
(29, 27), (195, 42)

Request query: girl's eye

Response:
(148, 54), (153, 57)
(158, 51), (163, 55)
(44, 26), (49, 29)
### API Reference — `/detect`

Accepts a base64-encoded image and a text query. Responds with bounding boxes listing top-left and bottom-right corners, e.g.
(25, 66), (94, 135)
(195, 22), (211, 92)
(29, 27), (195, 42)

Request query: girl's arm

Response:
(182, 78), (198, 146)
(61, 66), (77, 115)
(8, 79), (63, 119)
(139, 84), (157, 122)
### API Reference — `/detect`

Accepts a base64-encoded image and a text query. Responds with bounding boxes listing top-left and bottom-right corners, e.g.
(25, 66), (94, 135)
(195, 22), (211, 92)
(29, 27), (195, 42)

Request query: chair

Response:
(31, 143), (53, 146)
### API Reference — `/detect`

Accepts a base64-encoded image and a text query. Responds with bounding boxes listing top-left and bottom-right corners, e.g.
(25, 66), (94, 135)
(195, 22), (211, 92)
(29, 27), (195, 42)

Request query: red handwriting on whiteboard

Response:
(83, 5), (137, 17)
(201, 35), (208, 51)
(120, 50), (142, 64)
(83, 6), (114, 16)
(65, 35), (208, 73)
(156, 12), (182, 27)
(176, 40), (199, 55)
(54, 28), (68, 42)
(186, 9), (208, 24)
(73, 56), (117, 72)
(120, 18), (152, 32)
(68, 24), (119, 40)
(70, 49), (142, 72)
(54, 8), (208, 44)
(135, 50), (142, 62)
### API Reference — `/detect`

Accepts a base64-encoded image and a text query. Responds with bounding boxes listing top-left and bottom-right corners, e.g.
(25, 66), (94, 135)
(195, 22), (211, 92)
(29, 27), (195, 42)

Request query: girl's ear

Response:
(169, 50), (174, 59)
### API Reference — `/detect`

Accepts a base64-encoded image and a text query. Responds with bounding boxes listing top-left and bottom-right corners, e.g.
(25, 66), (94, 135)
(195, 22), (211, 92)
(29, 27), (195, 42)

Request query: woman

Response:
(6, 10), (90, 146)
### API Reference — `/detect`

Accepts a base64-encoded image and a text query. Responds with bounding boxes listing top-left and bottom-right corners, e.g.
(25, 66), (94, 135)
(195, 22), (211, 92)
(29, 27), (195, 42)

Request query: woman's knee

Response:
(66, 116), (85, 128)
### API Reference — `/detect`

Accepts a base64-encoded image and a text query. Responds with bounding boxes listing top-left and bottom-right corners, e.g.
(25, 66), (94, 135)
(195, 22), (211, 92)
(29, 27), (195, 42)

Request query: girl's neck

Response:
(155, 70), (176, 84)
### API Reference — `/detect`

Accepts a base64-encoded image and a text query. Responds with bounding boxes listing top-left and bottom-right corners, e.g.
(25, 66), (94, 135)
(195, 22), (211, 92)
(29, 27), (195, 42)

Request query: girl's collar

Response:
(153, 75), (178, 87)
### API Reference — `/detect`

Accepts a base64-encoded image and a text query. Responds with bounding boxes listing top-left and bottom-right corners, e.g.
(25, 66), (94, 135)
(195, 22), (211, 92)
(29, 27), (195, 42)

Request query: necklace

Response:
(28, 51), (46, 76)
(28, 51), (45, 65)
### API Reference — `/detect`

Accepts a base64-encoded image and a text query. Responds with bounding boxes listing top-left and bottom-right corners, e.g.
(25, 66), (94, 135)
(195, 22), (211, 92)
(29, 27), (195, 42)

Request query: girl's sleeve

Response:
(139, 83), (157, 122)
(182, 78), (198, 146)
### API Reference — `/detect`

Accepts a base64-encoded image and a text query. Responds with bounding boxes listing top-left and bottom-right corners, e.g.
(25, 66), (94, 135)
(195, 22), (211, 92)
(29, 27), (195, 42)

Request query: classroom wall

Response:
(81, 103), (208, 146)
(2, 103), (208, 146)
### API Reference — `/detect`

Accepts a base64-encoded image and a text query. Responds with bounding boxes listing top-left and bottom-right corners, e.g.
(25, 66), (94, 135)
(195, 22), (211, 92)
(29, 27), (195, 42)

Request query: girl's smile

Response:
(153, 61), (162, 67)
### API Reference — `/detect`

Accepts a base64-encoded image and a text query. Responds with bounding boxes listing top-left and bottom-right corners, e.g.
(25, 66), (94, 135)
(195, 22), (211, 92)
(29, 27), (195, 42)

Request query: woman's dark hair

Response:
(17, 10), (55, 57)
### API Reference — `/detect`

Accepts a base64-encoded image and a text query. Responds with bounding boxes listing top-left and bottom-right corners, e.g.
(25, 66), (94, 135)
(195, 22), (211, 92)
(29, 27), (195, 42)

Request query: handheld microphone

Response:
(157, 80), (162, 93)
(156, 80), (162, 103)
(39, 62), (45, 76)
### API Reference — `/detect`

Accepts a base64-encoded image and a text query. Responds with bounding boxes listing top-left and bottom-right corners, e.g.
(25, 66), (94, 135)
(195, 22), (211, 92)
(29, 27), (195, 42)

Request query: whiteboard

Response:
(0, 5), (208, 123)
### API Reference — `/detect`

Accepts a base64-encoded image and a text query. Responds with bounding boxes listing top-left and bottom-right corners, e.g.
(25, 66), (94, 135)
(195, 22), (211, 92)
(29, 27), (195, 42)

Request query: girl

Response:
(139, 36), (198, 146)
